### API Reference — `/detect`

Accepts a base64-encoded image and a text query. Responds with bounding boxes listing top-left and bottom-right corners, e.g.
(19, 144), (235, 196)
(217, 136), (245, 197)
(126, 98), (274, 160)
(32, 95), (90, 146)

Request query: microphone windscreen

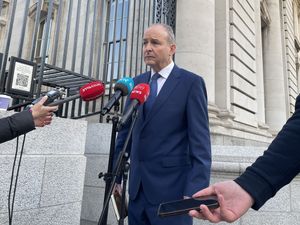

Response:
(130, 83), (150, 104)
(114, 83), (129, 96)
(80, 81), (105, 101)
(114, 77), (134, 96)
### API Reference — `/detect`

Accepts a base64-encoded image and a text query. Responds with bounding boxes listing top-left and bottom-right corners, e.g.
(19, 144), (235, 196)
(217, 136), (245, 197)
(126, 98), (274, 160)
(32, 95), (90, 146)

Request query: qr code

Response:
(16, 73), (29, 87)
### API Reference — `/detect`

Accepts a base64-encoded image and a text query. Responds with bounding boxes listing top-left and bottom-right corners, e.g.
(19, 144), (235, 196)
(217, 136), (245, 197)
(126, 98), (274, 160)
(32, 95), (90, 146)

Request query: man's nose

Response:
(144, 43), (152, 51)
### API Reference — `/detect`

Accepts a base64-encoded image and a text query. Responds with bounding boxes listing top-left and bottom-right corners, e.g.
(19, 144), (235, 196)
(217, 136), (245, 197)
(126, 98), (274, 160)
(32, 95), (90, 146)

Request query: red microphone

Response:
(79, 81), (105, 101)
(129, 83), (150, 103)
(48, 81), (105, 106)
(118, 83), (150, 128)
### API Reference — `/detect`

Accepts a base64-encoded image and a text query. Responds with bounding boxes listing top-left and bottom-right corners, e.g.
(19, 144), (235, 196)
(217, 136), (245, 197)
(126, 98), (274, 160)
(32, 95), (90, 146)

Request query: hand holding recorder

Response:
(30, 96), (58, 127)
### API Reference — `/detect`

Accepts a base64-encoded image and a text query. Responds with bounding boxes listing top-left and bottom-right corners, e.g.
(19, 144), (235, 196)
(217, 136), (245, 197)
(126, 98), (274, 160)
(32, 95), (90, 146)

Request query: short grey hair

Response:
(151, 23), (176, 44)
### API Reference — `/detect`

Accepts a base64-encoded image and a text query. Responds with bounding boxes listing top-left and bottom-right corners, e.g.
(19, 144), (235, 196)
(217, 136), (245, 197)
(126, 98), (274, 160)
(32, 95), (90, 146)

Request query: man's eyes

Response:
(143, 40), (160, 45)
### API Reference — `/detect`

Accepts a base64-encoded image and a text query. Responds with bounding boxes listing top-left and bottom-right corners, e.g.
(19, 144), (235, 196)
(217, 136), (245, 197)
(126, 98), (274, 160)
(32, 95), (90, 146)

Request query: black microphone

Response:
(118, 83), (150, 129)
(32, 89), (62, 106)
(100, 77), (134, 115)
(21, 89), (62, 111)
(7, 90), (62, 111)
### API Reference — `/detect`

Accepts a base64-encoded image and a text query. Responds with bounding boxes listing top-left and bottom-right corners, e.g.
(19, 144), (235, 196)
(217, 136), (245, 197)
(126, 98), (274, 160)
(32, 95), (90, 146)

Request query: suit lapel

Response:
(142, 65), (181, 128)
(140, 71), (151, 84)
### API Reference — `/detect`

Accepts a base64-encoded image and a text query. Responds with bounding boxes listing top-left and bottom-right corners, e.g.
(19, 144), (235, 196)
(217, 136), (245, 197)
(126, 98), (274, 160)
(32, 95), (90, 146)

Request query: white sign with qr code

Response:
(11, 62), (33, 92)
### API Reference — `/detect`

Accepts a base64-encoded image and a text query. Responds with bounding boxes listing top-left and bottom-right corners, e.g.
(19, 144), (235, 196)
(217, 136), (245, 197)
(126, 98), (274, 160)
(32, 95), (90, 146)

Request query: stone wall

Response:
(0, 111), (87, 225)
(80, 123), (117, 225)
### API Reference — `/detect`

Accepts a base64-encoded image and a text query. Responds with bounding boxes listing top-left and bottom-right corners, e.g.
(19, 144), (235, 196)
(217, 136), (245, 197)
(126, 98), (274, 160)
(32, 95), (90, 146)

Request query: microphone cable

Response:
(8, 134), (27, 225)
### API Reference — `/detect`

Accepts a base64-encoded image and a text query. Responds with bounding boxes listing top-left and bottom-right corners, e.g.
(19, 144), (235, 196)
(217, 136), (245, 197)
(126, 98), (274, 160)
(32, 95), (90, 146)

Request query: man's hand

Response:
(114, 183), (123, 196)
(189, 180), (254, 223)
(31, 96), (58, 127)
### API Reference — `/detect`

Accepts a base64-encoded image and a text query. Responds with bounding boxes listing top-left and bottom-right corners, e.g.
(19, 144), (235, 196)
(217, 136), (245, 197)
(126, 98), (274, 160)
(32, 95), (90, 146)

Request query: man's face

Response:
(143, 25), (176, 72)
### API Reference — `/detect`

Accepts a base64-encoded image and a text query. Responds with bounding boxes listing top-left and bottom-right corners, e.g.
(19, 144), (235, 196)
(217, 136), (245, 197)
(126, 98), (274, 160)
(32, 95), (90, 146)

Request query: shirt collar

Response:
(151, 61), (174, 79)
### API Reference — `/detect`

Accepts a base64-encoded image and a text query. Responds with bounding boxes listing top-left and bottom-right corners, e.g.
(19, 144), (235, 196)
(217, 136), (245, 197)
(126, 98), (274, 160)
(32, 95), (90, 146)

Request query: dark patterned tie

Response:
(144, 73), (160, 115)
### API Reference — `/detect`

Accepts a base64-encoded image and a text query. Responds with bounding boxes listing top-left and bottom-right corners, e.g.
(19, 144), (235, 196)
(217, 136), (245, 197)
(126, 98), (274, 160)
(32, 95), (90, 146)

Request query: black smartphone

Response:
(158, 196), (219, 217)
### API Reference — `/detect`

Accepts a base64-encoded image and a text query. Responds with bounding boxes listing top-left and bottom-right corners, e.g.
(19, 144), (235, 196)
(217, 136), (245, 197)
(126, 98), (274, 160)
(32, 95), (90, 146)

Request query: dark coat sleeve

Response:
(235, 95), (300, 210)
(0, 111), (35, 144)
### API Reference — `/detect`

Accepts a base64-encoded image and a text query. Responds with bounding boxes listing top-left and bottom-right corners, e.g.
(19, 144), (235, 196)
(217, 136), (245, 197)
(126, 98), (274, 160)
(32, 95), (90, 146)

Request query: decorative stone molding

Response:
(0, 0), (9, 28)
(28, 0), (59, 20)
(258, 121), (270, 130)
(261, 0), (271, 28)
(0, 17), (6, 27)
(209, 107), (273, 144)
(208, 103), (223, 126)
(1, 0), (9, 5)
(217, 109), (235, 128)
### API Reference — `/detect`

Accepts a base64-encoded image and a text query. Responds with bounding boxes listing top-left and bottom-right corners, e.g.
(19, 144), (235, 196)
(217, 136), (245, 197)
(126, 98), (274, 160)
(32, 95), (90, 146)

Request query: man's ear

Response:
(170, 44), (176, 56)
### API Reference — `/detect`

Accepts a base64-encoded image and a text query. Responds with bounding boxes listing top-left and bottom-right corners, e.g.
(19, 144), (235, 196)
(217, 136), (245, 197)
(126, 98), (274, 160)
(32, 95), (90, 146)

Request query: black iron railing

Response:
(0, 0), (176, 121)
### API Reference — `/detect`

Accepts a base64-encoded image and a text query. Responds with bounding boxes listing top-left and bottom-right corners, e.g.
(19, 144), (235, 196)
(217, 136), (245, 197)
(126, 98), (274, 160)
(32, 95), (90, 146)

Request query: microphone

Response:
(118, 83), (150, 129)
(33, 89), (62, 106)
(100, 77), (134, 115)
(22, 89), (62, 110)
(8, 89), (63, 111)
(48, 81), (105, 106)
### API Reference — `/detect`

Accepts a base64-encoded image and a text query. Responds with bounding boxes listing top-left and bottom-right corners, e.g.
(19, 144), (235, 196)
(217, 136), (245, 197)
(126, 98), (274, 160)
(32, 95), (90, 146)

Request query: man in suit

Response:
(114, 23), (211, 225)
(0, 96), (57, 144)
(189, 95), (300, 223)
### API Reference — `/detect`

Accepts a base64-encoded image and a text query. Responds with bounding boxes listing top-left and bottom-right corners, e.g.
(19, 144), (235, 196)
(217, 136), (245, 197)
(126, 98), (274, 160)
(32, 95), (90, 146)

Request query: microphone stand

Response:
(98, 102), (120, 225)
(98, 108), (139, 225)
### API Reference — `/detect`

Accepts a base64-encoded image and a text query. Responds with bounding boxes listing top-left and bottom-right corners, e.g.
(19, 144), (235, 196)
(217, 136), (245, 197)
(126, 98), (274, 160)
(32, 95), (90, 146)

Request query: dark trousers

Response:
(128, 185), (192, 225)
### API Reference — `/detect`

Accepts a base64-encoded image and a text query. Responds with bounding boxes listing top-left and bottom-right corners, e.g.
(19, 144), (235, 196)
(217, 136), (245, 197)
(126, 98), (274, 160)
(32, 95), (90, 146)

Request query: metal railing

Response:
(0, 0), (176, 121)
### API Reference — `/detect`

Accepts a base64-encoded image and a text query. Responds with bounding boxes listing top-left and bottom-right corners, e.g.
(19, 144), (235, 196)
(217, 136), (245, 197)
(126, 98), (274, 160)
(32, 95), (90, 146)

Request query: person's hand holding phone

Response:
(188, 181), (254, 223)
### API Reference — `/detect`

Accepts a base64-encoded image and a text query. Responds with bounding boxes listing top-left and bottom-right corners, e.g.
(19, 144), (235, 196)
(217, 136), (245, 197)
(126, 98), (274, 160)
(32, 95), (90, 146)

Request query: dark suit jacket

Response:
(235, 95), (300, 210)
(0, 111), (35, 144)
(115, 65), (211, 204)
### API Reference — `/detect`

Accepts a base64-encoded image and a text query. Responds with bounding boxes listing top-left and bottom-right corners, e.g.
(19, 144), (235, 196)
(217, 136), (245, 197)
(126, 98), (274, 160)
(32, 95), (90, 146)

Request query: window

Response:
(35, 17), (53, 63)
(106, 0), (129, 82)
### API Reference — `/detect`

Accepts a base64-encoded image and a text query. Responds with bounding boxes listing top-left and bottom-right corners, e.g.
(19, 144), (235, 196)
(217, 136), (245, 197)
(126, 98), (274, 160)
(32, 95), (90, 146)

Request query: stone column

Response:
(214, 0), (235, 126)
(263, 0), (288, 134)
(175, 0), (218, 120)
(255, 0), (267, 127)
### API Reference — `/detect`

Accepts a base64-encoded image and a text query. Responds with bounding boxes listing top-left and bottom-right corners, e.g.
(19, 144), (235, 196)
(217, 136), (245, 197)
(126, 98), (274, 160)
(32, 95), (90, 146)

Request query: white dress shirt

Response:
(150, 61), (174, 96)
